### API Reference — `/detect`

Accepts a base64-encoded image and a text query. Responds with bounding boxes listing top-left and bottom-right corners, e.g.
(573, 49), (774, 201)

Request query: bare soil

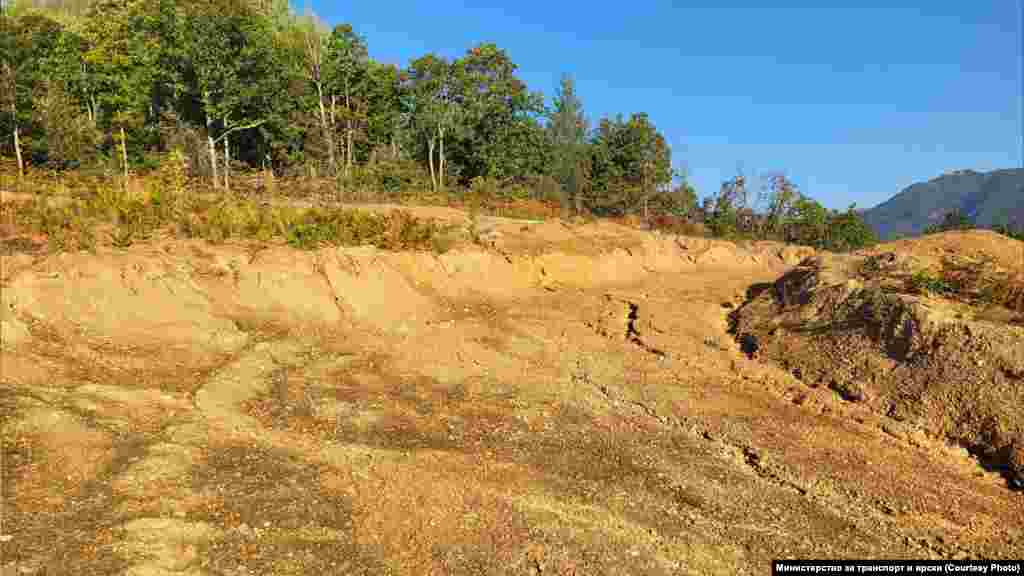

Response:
(730, 231), (1024, 492)
(2, 211), (1021, 575)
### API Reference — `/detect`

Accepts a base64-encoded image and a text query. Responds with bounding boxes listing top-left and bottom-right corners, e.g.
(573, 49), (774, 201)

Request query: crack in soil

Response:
(625, 301), (669, 358)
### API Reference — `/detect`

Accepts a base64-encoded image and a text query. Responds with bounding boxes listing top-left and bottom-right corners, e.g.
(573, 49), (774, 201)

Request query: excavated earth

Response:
(730, 230), (1024, 491)
(1, 212), (1022, 576)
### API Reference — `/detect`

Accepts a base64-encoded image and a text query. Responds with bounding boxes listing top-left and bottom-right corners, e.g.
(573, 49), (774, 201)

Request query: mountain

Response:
(862, 168), (1024, 240)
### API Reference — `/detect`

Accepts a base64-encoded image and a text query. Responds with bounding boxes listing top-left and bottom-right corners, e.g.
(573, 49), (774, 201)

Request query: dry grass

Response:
(1, 161), (724, 260)
(0, 161), (465, 255)
(0, 157), (598, 257)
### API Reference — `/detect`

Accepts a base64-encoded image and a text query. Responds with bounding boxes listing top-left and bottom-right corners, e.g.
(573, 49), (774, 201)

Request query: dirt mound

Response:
(866, 229), (1024, 271)
(731, 236), (1024, 488)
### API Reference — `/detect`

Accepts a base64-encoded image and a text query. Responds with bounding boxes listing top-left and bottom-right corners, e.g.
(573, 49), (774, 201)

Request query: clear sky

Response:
(305, 1), (1022, 210)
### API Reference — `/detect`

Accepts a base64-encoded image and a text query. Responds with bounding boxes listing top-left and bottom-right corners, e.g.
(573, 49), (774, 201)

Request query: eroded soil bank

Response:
(2, 217), (1021, 575)
(731, 231), (1024, 489)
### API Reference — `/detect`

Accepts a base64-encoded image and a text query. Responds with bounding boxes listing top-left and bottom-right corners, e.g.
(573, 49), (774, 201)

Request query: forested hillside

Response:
(1, 0), (878, 251)
(862, 169), (1024, 240)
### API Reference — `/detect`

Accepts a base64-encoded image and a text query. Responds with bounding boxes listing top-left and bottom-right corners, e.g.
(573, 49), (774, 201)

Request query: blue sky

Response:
(305, 1), (1022, 210)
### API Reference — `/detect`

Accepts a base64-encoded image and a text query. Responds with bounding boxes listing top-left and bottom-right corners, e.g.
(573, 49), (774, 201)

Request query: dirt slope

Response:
(2, 215), (1021, 575)
(730, 231), (1024, 487)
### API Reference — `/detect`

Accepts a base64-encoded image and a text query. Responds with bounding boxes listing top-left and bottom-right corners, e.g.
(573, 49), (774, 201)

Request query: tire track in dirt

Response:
(102, 339), (392, 575)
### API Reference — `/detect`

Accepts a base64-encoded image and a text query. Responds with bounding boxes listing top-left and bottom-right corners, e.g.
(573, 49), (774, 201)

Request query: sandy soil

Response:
(1, 210), (1021, 575)
(731, 234), (1024, 492)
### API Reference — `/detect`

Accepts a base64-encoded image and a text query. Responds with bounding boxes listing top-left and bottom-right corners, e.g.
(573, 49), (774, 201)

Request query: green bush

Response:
(908, 269), (954, 296)
(993, 222), (1024, 242)
(823, 209), (877, 253)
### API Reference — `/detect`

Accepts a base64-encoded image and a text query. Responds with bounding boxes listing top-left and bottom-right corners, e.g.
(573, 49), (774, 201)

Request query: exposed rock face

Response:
(731, 251), (1024, 488)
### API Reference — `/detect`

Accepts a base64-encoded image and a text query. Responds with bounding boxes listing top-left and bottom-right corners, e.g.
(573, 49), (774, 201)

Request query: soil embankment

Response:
(2, 215), (1021, 575)
(731, 231), (1024, 489)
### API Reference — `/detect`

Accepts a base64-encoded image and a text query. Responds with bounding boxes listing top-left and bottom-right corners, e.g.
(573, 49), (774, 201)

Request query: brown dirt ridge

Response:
(2, 214), (1022, 575)
(730, 230), (1024, 488)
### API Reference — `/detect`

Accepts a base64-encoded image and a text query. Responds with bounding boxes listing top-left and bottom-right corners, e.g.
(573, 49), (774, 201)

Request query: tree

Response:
(287, 13), (337, 172)
(46, 27), (101, 130)
(0, 7), (24, 178)
(548, 73), (589, 214)
(179, 0), (284, 189)
(586, 113), (671, 217)
(826, 204), (877, 252)
(0, 8), (64, 178)
(651, 175), (697, 217)
(786, 194), (829, 247)
(322, 23), (369, 175)
(405, 53), (464, 193)
(362, 61), (404, 162)
(31, 76), (100, 168)
(628, 113), (672, 222)
(761, 173), (799, 238)
(704, 174), (748, 237)
(81, 0), (159, 183)
(454, 43), (546, 183)
(993, 216), (1024, 241)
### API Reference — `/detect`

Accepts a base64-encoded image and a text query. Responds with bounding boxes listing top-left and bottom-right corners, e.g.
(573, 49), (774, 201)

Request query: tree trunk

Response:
(330, 94), (337, 140)
(347, 122), (353, 172)
(344, 87), (353, 175)
(573, 156), (584, 215)
(204, 107), (218, 188)
(315, 82), (336, 174)
(427, 137), (437, 193)
(642, 162), (650, 225)
(222, 133), (230, 191)
(82, 62), (97, 127)
(3, 59), (23, 182)
(120, 125), (129, 186)
(12, 111), (23, 181)
(438, 125), (445, 192)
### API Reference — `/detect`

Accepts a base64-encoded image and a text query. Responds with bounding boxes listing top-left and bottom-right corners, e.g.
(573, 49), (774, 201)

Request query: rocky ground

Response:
(1, 211), (1021, 575)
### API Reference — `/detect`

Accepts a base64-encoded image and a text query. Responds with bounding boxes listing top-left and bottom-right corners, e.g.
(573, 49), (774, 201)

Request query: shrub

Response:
(940, 256), (1024, 314)
(647, 214), (706, 237)
(907, 269), (954, 296)
(993, 222), (1024, 242)
(0, 165), (457, 255)
(284, 208), (454, 252)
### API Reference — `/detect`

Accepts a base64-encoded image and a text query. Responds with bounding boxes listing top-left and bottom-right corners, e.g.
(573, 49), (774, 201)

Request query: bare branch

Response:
(212, 119), (267, 145)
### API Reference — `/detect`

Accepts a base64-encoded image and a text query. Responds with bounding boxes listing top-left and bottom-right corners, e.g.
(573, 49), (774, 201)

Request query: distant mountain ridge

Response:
(862, 168), (1024, 240)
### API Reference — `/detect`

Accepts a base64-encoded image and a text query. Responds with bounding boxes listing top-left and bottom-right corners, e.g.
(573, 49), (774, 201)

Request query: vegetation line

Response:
(0, 0), (888, 254)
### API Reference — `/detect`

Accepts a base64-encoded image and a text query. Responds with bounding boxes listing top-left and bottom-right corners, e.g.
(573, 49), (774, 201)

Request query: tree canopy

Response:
(0, 0), (876, 252)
